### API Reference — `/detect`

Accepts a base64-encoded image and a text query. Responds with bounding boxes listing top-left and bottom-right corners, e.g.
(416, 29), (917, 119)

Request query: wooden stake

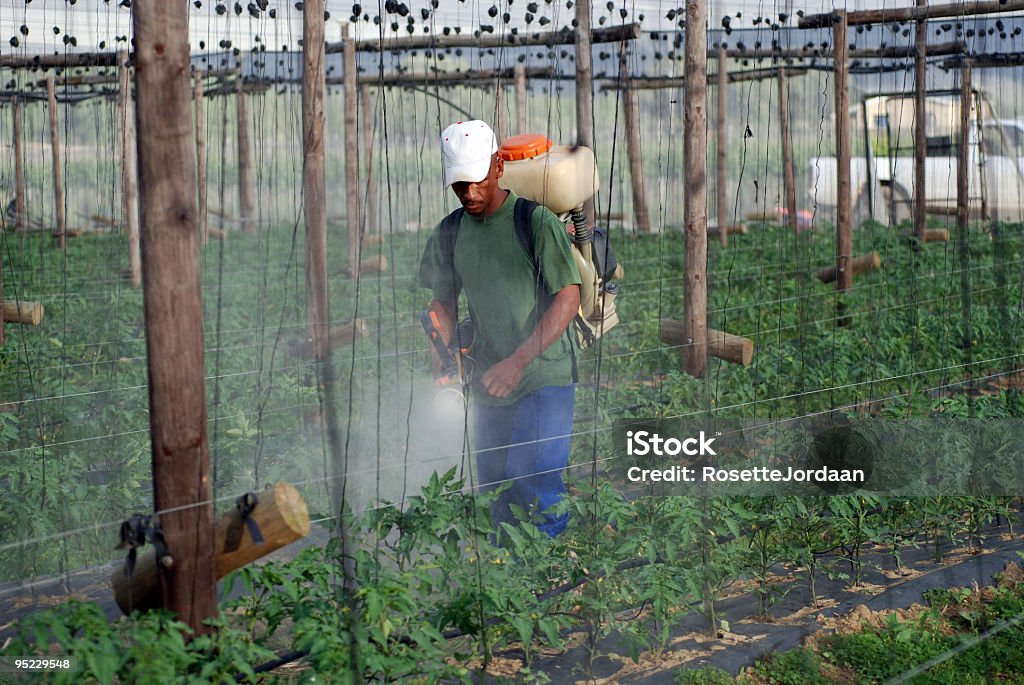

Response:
(3, 300), (44, 326)
(343, 23), (360, 279)
(817, 252), (881, 283)
(194, 72), (208, 245)
(717, 44), (728, 246)
(621, 45), (650, 233)
(778, 68), (798, 233)
(575, 0), (596, 227)
(46, 74), (66, 249)
(359, 84), (378, 236)
(661, 321), (754, 366)
(914, 0), (927, 242)
(834, 12), (853, 296)
(683, 0), (708, 378)
(494, 79), (507, 143)
(515, 63), (528, 131)
(118, 51), (141, 289)
(236, 67), (256, 235)
(132, 1), (216, 633)
(958, 65), (971, 237)
(356, 254), (388, 275)
(12, 98), (26, 233)
(112, 482), (311, 614)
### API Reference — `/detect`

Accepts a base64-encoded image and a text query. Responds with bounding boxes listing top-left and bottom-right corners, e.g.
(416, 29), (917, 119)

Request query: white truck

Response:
(808, 92), (1024, 226)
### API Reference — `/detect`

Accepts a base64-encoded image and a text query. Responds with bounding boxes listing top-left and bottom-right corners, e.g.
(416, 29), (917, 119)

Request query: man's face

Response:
(451, 155), (505, 217)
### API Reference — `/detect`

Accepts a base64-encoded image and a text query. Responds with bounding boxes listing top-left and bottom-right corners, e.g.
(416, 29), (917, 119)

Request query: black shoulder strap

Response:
(512, 197), (541, 265)
(439, 207), (465, 264)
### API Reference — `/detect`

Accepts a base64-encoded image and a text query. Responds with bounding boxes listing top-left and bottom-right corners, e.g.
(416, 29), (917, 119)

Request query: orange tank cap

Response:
(498, 133), (553, 161)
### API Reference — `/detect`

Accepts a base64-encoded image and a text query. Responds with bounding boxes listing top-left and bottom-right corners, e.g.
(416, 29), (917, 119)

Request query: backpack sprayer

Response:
(423, 133), (619, 413)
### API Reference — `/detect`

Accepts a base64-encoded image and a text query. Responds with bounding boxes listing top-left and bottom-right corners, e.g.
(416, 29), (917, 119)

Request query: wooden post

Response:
(834, 11), (853, 296)
(112, 482), (310, 614)
(236, 66), (256, 235)
(515, 63), (528, 131)
(621, 45), (650, 233)
(132, 1), (216, 633)
(716, 44), (728, 246)
(12, 98), (26, 232)
(118, 50), (141, 288)
(958, 64), (971, 238)
(359, 84), (377, 235)
(46, 74), (66, 249)
(494, 80), (507, 143)
(778, 68), (798, 233)
(343, 23), (360, 277)
(194, 72), (208, 245)
(914, 0), (927, 242)
(575, 0), (596, 226)
(683, 0), (708, 379)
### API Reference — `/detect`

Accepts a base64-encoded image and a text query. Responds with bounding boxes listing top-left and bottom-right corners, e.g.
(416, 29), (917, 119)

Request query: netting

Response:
(1, 0), (1024, 681)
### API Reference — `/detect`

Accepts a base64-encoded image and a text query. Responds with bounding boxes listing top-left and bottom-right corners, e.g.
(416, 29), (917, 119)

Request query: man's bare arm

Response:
(480, 284), (581, 398)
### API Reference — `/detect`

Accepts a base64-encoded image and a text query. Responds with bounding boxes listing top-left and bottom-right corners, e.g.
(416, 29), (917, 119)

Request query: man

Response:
(419, 120), (581, 537)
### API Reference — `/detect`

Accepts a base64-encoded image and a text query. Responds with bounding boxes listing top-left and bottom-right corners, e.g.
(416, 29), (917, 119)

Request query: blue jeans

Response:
(472, 385), (575, 538)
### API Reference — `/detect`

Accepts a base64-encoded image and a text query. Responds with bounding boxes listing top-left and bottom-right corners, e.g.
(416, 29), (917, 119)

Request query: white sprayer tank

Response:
(497, 134), (599, 214)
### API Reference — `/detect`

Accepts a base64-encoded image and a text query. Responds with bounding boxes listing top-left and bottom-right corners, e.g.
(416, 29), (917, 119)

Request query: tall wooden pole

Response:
(12, 98), (26, 233)
(194, 73), (208, 245)
(132, 1), (216, 633)
(914, 0), (927, 240)
(46, 74), (66, 249)
(359, 84), (378, 235)
(621, 45), (650, 233)
(495, 80), (507, 143)
(958, 65), (972, 239)
(118, 50), (141, 288)
(515, 63), (528, 131)
(683, 0), (708, 379)
(778, 68), (798, 232)
(236, 66), (256, 235)
(716, 44), (728, 246)
(343, 23), (360, 277)
(575, 0), (596, 226)
(834, 11), (853, 295)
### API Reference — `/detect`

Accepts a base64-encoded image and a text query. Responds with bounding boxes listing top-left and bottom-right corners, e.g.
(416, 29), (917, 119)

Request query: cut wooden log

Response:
(708, 224), (748, 236)
(362, 233), (384, 247)
(903, 228), (950, 243)
(112, 482), (310, 614)
(817, 251), (881, 283)
(287, 318), (370, 358)
(745, 209), (782, 222)
(355, 254), (389, 275)
(3, 300), (44, 325)
(660, 319), (754, 366)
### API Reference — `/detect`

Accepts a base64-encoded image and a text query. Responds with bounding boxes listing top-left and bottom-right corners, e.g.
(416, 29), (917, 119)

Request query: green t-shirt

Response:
(421, 191), (582, 405)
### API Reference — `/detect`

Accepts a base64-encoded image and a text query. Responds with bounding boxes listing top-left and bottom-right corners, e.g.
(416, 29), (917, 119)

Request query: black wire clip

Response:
(116, 514), (169, 577)
(222, 492), (264, 554)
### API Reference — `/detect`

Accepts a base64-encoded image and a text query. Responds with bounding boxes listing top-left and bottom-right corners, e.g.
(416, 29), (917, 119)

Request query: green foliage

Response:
(746, 647), (830, 685)
(674, 664), (735, 685)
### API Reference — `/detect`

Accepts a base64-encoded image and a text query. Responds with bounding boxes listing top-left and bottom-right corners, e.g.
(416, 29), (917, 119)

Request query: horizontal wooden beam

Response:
(601, 66), (809, 91)
(944, 53), (1024, 69)
(713, 40), (966, 61)
(333, 66), (555, 87)
(800, 0), (1024, 28)
(333, 22), (641, 53)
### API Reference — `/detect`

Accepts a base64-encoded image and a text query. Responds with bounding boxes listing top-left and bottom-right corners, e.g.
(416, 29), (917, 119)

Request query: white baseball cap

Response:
(440, 120), (498, 186)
